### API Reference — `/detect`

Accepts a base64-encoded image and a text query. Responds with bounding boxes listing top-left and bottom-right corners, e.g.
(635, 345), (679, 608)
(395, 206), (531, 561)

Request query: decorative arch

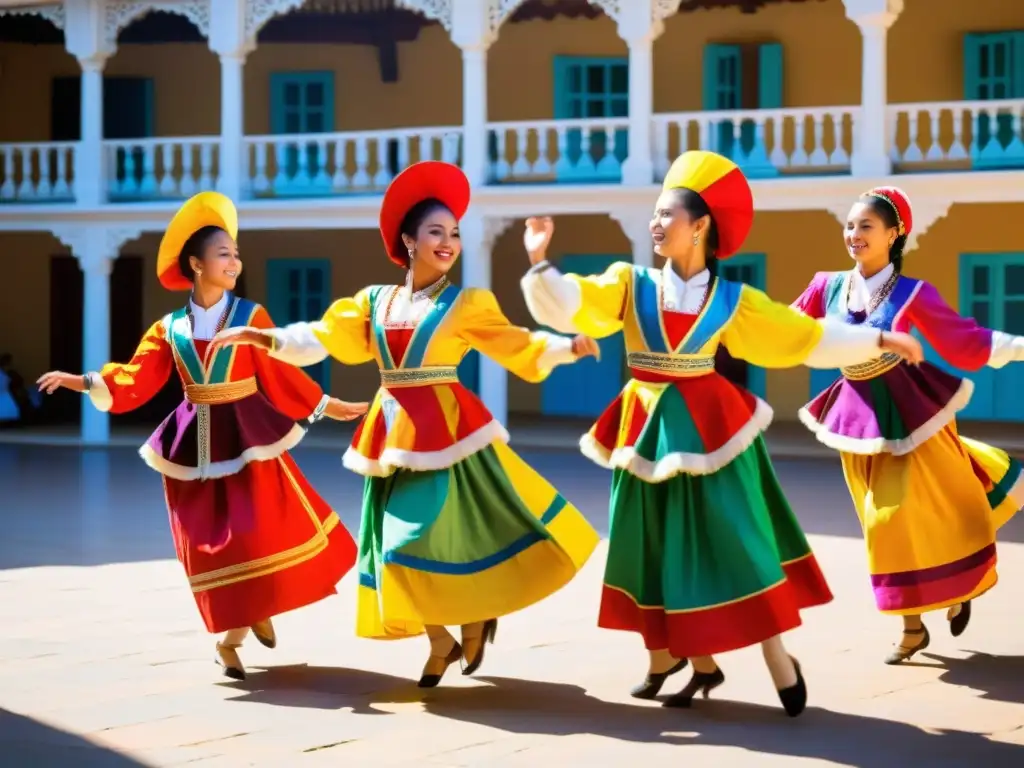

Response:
(104, 1), (212, 48)
(0, 3), (66, 30)
(244, 0), (307, 42)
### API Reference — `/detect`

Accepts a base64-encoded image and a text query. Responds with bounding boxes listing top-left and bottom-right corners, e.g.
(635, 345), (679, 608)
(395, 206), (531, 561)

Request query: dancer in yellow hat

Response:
(37, 192), (365, 680)
(519, 151), (924, 716)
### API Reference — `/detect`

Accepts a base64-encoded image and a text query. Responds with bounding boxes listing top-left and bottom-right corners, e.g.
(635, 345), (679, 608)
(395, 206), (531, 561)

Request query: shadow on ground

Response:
(0, 708), (151, 766)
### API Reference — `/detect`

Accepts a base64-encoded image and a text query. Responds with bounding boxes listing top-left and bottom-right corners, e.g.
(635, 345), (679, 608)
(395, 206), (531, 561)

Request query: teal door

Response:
(922, 254), (1024, 422)
(266, 259), (333, 391)
(717, 254), (767, 398)
(270, 71), (335, 194)
(541, 255), (625, 417)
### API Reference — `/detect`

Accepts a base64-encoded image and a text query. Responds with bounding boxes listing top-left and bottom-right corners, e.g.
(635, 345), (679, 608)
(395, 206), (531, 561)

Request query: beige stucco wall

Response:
(5, 201), (1024, 419)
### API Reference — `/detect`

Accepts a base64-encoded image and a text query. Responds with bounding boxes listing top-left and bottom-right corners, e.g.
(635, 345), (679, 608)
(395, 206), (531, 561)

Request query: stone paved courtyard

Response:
(2, 442), (1024, 767)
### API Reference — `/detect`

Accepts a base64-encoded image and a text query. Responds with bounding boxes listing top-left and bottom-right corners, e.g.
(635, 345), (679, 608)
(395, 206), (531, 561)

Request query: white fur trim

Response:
(342, 419), (511, 477)
(579, 397), (775, 483)
(798, 378), (974, 457)
(86, 373), (113, 413)
(138, 423), (307, 481)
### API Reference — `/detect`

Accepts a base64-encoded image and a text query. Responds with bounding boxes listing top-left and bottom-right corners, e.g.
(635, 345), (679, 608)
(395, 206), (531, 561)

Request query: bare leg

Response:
(761, 635), (797, 689)
(690, 655), (719, 674)
(762, 633), (807, 717)
(461, 619), (498, 676)
(215, 627), (250, 680)
(419, 625), (460, 688)
(648, 648), (683, 675)
(251, 617), (276, 649)
(662, 654), (725, 708)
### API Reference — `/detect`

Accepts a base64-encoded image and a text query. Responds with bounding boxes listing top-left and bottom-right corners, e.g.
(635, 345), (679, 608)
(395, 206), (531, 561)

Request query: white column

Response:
(79, 239), (114, 445)
(612, 207), (655, 268)
(460, 45), (489, 187)
(217, 52), (246, 198)
(460, 211), (510, 425)
(844, 0), (904, 177)
(63, 0), (114, 206)
(621, 35), (655, 186)
(210, 0), (250, 199)
(450, 0), (493, 187)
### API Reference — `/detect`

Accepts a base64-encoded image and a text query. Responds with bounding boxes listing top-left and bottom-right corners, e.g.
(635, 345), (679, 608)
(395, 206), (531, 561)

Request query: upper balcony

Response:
(0, 0), (1022, 207)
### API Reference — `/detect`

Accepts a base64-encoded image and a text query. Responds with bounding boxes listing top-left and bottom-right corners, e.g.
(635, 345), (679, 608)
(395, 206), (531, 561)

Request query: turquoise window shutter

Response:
(757, 43), (783, 109)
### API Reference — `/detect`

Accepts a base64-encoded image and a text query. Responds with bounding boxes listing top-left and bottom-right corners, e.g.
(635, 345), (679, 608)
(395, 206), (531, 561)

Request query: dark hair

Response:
(859, 194), (908, 274)
(177, 225), (228, 283)
(672, 187), (721, 276)
(394, 198), (454, 269)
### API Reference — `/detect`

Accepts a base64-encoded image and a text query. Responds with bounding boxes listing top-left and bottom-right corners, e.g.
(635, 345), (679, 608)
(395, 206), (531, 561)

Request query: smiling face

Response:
(402, 205), (461, 276)
(190, 228), (241, 292)
(844, 200), (897, 272)
(649, 189), (710, 260)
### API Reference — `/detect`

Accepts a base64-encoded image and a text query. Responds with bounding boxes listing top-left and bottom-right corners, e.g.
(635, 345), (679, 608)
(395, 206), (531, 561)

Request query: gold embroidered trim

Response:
(185, 377), (258, 405)
(380, 367), (459, 387)
(841, 352), (902, 381)
(627, 351), (716, 376)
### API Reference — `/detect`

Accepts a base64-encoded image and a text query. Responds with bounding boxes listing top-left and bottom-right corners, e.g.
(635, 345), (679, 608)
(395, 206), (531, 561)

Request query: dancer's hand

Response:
(572, 335), (600, 361)
(324, 398), (369, 421)
(36, 371), (86, 394)
(524, 217), (555, 265)
(207, 326), (272, 357)
(880, 331), (924, 365)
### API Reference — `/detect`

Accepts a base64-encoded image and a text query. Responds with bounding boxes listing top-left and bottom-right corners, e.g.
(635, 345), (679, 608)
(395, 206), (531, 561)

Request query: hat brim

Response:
(379, 162), (471, 268)
(662, 151), (754, 260)
(156, 192), (239, 291)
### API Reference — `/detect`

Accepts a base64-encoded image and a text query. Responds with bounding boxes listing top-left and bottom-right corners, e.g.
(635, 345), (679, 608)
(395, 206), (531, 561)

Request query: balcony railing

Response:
(2, 99), (1023, 206)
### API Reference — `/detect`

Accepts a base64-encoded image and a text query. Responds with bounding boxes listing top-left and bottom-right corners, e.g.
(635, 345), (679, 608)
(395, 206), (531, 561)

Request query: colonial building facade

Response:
(0, 0), (1022, 443)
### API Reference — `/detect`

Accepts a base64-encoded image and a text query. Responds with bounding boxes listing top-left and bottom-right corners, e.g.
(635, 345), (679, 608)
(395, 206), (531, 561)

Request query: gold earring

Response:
(407, 247), (415, 260)
(693, 234), (700, 246)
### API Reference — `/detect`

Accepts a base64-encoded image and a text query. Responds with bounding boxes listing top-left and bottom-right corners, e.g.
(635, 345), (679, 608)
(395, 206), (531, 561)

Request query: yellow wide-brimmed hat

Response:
(156, 191), (238, 291)
(662, 151), (754, 260)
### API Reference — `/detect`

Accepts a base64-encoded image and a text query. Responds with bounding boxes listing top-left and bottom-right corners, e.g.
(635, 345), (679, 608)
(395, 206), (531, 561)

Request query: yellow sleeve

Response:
(311, 286), (376, 365)
(457, 288), (574, 384)
(565, 260), (633, 339)
(720, 284), (824, 369)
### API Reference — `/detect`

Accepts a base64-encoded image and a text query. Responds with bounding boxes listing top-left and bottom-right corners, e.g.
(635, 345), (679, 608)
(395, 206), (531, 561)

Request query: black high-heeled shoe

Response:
(777, 656), (807, 717)
(630, 658), (688, 699)
(884, 624), (929, 664)
(949, 600), (971, 637)
(418, 641), (462, 688)
(662, 666), (725, 708)
(461, 618), (498, 676)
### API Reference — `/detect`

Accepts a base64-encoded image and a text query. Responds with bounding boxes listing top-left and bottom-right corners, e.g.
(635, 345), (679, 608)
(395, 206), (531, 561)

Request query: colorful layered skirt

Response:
(354, 440), (599, 638)
(800, 360), (1023, 614)
(145, 392), (357, 633)
(587, 372), (833, 657)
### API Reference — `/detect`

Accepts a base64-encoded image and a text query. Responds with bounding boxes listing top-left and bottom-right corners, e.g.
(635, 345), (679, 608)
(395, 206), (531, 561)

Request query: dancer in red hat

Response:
(208, 162), (600, 688)
(520, 151), (924, 716)
(37, 192), (363, 681)
(793, 187), (1024, 664)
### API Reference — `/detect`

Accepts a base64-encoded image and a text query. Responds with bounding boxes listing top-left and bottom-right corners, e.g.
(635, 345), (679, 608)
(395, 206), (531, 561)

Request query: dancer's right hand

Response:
(572, 335), (601, 361)
(880, 331), (924, 365)
(524, 216), (555, 265)
(37, 371), (86, 394)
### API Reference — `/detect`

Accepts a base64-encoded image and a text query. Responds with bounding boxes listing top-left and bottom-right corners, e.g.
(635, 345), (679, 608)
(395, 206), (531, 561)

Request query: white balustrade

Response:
(103, 137), (221, 201)
(0, 142), (75, 202)
(243, 127), (462, 197)
(487, 117), (632, 183)
(889, 99), (1024, 169)
(653, 106), (857, 178)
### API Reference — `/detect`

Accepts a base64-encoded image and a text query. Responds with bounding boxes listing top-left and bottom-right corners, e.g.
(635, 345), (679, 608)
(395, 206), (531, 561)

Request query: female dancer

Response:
(207, 161), (601, 688)
(519, 150), (924, 716)
(793, 186), (1024, 664)
(36, 192), (363, 680)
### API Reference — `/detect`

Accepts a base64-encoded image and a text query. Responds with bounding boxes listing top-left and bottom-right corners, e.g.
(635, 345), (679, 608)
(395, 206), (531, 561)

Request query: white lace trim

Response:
(138, 424), (307, 481)
(579, 398), (775, 483)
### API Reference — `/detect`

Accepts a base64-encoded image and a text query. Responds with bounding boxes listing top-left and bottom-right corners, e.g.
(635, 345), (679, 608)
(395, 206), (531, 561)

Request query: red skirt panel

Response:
(163, 453), (357, 633)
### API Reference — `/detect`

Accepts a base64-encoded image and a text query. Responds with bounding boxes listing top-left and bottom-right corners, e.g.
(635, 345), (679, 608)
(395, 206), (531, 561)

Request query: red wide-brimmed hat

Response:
(661, 150), (754, 260)
(864, 186), (913, 237)
(379, 161), (471, 268)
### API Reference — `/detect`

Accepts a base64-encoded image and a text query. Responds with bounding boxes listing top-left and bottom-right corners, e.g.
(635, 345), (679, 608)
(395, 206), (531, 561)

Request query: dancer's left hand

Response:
(572, 335), (600, 361)
(324, 398), (370, 421)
